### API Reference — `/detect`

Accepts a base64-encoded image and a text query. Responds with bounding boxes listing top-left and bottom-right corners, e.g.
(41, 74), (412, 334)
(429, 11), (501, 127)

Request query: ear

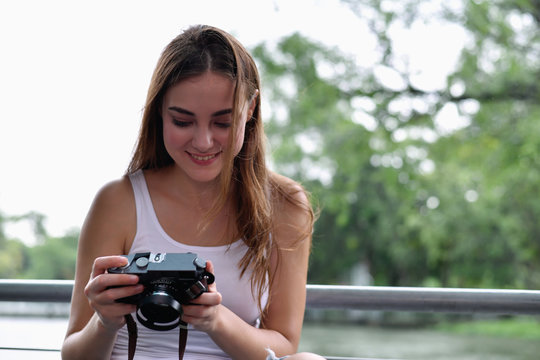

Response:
(246, 89), (259, 121)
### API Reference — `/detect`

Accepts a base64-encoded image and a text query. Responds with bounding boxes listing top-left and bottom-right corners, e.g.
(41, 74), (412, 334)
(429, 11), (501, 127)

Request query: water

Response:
(298, 323), (540, 359)
(1, 316), (539, 359)
(0, 316), (67, 360)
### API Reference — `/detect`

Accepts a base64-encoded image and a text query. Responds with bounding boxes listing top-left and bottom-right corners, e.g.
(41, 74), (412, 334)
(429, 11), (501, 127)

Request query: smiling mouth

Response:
(188, 151), (221, 161)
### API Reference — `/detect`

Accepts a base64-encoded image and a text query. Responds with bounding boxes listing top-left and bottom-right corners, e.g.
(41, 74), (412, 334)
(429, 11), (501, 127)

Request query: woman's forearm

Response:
(207, 305), (298, 360)
(61, 314), (118, 360)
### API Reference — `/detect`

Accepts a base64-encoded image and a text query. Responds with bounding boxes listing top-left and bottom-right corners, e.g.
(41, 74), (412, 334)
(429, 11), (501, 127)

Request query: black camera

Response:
(108, 252), (215, 331)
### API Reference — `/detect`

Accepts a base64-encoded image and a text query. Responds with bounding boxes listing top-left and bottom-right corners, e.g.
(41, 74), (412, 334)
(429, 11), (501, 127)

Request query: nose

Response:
(192, 125), (213, 152)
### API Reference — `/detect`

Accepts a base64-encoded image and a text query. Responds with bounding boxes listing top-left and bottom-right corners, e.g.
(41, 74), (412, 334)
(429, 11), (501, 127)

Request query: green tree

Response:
(414, 0), (540, 288)
(0, 211), (28, 278)
(0, 211), (78, 280)
(22, 230), (78, 279)
(253, 33), (428, 285)
(0, 237), (28, 278)
(253, 0), (540, 288)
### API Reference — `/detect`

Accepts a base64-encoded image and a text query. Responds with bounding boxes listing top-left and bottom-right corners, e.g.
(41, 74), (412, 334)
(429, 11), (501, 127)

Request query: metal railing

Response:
(305, 284), (540, 314)
(1, 279), (540, 360)
(1, 279), (540, 315)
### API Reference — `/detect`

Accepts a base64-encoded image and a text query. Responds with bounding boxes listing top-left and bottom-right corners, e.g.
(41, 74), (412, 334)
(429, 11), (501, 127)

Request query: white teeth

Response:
(191, 154), (216, 161)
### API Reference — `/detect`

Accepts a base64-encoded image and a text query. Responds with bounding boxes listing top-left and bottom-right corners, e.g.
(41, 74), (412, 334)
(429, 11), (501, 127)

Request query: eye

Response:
(172, 119), (192, 128)
(215, 122), (232, 129)
(213, 115), (232, 129)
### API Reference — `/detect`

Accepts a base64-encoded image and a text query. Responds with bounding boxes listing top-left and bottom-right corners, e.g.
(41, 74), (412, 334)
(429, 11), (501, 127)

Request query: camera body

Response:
(108, 252), (214, 331)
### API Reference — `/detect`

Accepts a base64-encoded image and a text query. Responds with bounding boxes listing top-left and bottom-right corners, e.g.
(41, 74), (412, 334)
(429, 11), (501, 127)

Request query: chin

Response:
(173, 159), (222, 183)
(186, 170), (221, 184)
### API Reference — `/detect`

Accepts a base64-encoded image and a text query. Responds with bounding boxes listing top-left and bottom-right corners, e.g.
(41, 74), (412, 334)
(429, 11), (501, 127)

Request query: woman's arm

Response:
(61, 177), (140, 360)
(182, 179), (313, 359)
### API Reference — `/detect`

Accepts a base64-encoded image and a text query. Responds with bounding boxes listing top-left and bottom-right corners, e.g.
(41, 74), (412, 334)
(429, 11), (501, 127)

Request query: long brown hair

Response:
(127, 25), (314, 312)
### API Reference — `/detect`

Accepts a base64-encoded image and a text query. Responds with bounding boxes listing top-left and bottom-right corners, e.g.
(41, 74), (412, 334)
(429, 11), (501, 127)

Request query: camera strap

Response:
(125, 314), (188, 360)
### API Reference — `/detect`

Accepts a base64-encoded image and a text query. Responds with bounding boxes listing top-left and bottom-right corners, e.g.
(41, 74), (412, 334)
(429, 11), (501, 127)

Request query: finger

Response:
(188, 291), (222, 306)
(102, 283), (144, 302)
(86, 284), (142, 318)
(181, 303), (220, 332)
(91, 256), (129, 279)
(85, 273), (140, 300)
(205, 260), (215, 274)
(86, 283), (139, 312)
(182, 304), (211, 319)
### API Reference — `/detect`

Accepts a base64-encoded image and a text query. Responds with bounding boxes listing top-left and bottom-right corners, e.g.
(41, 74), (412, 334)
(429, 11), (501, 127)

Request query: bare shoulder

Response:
(92, 176), (134, 209)
(80, 175), (136, 255)
(270, 171), (310, 206)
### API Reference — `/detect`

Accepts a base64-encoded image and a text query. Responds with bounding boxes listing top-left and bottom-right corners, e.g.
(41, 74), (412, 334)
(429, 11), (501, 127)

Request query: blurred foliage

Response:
(0, 211), (78, 279)
(253, 0), (540, 288)
(1, 0), (539, 289)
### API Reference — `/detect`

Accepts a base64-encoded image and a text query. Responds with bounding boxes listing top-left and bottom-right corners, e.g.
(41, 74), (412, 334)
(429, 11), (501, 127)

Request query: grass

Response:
(436, 317), (540, 339)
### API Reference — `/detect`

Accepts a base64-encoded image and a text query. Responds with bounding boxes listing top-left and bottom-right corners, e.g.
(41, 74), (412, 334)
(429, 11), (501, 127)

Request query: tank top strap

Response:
(128, 169), (157, 241)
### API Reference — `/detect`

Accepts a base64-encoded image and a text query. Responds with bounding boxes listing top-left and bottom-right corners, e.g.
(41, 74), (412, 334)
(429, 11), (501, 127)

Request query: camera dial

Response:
(135, 257), (149, 268)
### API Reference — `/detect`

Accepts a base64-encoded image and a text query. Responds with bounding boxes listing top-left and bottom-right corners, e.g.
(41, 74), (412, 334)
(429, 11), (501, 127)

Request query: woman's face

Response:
(161, 71), (254, 183)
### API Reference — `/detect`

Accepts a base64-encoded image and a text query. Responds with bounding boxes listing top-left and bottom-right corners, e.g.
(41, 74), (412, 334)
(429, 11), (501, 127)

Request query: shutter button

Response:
(194, 257), (206, 269)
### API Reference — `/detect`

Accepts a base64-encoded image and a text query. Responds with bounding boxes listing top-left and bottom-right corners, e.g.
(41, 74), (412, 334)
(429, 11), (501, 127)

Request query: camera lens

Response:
(141, 293), (181, 322)
(137, 289), (183, 331)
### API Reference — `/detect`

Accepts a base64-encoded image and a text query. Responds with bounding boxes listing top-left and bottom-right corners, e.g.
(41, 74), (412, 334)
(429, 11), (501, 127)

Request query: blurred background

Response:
(1, 0), (539, 358)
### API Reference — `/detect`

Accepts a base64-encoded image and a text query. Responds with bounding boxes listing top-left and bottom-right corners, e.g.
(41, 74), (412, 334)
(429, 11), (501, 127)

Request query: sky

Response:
(0, 0), (467, 244)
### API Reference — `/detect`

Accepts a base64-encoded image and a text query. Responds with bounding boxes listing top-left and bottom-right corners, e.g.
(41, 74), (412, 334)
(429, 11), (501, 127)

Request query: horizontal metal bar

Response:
(0, 347), (60, 352)
(1, 280), (540, 315)
(306, 285), (540, 315)
(0, 279), (73, 302)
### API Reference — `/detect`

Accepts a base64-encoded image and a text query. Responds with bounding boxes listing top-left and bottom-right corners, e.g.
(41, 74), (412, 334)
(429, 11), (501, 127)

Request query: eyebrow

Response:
(168, 106), (232, 117)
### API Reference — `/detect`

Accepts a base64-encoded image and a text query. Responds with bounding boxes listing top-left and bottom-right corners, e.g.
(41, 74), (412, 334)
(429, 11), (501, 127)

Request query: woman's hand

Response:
(181, 260), (222, 332)
(84, 256), (144, 332)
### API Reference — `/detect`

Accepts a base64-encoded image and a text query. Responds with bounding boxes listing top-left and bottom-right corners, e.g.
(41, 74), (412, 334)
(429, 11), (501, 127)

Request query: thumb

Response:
(205, 260), (215, 274)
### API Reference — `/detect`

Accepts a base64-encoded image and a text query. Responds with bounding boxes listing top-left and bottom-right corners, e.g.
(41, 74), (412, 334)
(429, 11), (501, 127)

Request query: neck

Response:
(161, 165), (230, 212)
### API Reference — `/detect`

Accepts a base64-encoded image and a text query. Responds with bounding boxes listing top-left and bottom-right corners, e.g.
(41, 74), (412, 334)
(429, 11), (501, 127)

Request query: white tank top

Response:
(110, 170), (268, 360)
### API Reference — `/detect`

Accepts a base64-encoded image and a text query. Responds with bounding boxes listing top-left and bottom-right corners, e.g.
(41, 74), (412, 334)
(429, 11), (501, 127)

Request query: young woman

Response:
(61, 25), (323, 360)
